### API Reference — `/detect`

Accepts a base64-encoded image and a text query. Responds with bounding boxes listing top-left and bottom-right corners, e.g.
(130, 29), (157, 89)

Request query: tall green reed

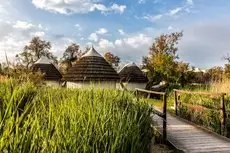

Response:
(0, 80), (153, 153)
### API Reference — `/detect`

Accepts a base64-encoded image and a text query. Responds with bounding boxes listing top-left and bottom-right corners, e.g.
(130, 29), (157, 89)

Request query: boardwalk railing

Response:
(135, 88), (167, 143)
(174, 89), (227, 136)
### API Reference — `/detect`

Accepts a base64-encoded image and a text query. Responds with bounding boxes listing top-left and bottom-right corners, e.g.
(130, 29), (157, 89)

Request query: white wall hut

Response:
(32, 57), (62, 87)
(62, 46), (120, 89)
(118, 62), (148, 91)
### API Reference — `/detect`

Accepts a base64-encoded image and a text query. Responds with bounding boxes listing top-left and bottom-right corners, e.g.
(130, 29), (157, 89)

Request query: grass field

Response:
(0, 80), (154, 153)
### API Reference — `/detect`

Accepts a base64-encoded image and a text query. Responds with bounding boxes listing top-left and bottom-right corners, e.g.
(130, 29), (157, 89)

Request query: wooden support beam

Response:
(174, 90), (178, 115)
(220, 94), (226, 136)
(163, 94), (167, 143)
(135, 88), (166, 95)
(173, 89), (226, 96)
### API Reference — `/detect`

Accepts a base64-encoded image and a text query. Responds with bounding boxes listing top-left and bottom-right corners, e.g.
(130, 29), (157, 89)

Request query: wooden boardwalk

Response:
(152, 110), (230, 153)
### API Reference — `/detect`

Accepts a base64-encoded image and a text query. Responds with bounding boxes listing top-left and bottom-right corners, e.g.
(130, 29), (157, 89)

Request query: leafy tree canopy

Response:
(143, 32), (183, 83)
(60, 43), (87, 73)
(16, 37), (57, 69)
(104, 52), (120, 67)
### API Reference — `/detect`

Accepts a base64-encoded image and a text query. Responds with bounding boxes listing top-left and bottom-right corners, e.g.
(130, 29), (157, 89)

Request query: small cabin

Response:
(118, 62), (148, 91)
(32, 57), (62, 87)
(62, 46), (120, 89)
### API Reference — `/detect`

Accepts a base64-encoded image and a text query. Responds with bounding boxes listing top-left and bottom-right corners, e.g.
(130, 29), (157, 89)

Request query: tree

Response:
(0, 63), (2, 75)
(104, 52), (120, 67)
(143, 32), (183, 83)
(206, 66), (224, 82)
(223, 53), (230, 79)
(176, 62), (189, 87)
(60, 43), (88, 73)
(16, 37), (57, 69)
(223, 53), (230, 63)
(85, 46), (91, 52)
(61, 43), (81, 68)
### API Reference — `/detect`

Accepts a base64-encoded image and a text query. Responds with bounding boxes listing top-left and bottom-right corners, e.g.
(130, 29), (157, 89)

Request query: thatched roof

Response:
(32, 57), (62, 81)
(62, 46), (120, 82)
(119, 62), (148, 83)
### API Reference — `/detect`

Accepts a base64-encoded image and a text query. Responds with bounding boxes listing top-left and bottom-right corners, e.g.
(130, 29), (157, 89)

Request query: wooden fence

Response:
(135, 88), (167, 143)
(174, 89), (227, 136)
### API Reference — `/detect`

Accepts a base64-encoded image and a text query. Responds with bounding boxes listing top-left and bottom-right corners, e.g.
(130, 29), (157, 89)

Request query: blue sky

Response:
(0, 0), (230, 69)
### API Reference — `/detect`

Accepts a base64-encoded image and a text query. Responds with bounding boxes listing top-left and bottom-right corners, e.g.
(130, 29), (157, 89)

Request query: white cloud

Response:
(88, 28), (108, 42)
(0, 35), (29, 62)
(118, 29), (125, 35)
(178, 20), (230, 68)
(115, 39), (122, 46)
(96, 28), (108, 35)
(0, 21), (13, 41)
(143, 1), (193, 22)
(0, 3), (7, 17)
(0, 19), (50, 62)
(98, 39), (114, 49)
(75, 24), (82, 31)
(88, 33), (98, 42)
(186, 0), (194, 5)
(168, 26), (173, 31)
(138, 0), (146, 4)
(38, 24), (43, 29)
(123, 34), (152, 48)
(94, 33), (153, 65)
(13, 21), (34, 30)
(143, 14), (163, 22)
(153, 0), (162, 4)
(30, 31), (45, 37)
(169, 7), (183, 16)
(0, 2), (13, 22)
(75, 24), (80, 27)
(109, 4), (126, 14)
(32, 0), (126, 15)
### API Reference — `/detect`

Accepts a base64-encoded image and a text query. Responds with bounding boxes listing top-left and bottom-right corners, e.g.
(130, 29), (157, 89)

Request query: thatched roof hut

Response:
(32, 57), (62, 87)
(118, 62), (148, 90)
(119, 62), (148, 83)
(63, 46), (120, 89)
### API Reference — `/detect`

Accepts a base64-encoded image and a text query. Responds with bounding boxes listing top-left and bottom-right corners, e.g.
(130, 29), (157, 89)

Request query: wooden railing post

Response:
(174, 90), (178, 115)
(220, 94), (226, 136)
(147, 93), (151, 99)
(136, 90), (139, 101)
(163, 94), (167, 144)
(135, 88), (167, 143)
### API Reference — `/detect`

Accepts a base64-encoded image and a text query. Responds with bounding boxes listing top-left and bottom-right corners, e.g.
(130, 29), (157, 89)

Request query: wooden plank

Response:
(188, 146), (230, 152)
(180, 103), (218, 111)
(135, 88), (166, 95)
(167, 129), (205, 133)
(153, 109), (164, 117)
(152, 113), (230, 153)
(173, 89), (226, 96)
(183, 143), (230, 148)
(174, 139), (223, 144)
(190, 147), (230, 153)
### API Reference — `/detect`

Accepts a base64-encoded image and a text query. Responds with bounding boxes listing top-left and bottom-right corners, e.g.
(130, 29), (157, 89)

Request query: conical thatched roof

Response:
(119, 62), (148, 83)
(32, 56), (62, 81)
(63, 46), (120, 82)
